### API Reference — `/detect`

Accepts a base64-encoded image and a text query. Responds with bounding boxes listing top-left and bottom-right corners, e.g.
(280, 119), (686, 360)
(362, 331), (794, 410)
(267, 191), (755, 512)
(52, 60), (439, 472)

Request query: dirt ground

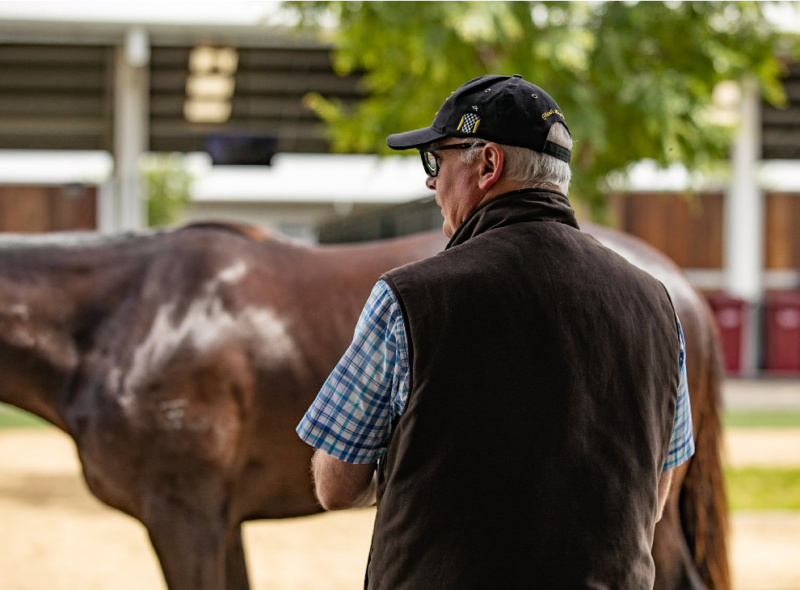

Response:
(1, 428), (800, 590)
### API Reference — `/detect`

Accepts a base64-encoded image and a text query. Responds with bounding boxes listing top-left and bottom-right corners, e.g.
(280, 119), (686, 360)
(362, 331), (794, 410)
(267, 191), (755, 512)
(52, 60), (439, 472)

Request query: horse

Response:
(0, 220), (727, 590)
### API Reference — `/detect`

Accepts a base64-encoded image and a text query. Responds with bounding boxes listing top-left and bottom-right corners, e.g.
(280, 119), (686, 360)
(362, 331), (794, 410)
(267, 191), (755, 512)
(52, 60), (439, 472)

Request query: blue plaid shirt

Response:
(298, 280), (695, 472)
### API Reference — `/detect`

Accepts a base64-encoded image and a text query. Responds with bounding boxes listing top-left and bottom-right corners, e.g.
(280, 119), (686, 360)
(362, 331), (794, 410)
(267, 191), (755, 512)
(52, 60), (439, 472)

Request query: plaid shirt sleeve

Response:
(663, 318), (695, 472)
(296, 280), (409, 464)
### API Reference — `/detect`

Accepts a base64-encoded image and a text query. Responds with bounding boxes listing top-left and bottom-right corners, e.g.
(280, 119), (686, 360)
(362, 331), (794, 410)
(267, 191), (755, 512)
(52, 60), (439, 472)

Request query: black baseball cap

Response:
(386, 74), (571, 163)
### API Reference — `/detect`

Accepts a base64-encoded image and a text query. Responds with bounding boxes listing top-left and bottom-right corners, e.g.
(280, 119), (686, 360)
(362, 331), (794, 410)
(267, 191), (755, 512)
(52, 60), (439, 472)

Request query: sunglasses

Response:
(418, 142), (486, 177)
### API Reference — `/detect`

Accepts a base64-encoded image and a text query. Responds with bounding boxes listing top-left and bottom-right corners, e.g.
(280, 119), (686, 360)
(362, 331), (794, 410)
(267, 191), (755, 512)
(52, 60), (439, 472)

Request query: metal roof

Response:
(0, 19), (361, 153)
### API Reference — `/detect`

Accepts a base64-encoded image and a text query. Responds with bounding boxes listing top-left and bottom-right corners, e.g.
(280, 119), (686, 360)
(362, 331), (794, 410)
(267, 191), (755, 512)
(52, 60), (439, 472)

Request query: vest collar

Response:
(446, 188), (580, 250)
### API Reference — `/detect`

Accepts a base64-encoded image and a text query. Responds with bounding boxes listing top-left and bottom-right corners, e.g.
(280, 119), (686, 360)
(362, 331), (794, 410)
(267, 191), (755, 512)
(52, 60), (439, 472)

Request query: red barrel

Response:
(763, 291), (800, 373)
(705, 293), (746, 375)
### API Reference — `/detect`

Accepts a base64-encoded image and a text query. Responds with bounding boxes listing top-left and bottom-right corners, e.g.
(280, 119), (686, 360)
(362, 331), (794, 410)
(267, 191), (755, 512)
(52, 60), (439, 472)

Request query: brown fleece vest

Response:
(367, 189), (680, 590)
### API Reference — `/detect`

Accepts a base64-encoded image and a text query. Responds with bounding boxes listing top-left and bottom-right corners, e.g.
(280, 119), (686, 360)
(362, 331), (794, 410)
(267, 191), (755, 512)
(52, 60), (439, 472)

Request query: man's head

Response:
(387, 74), (572, 237)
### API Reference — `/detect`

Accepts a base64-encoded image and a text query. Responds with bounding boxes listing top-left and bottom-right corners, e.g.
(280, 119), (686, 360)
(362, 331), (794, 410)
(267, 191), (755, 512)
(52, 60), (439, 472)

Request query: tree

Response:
(288, 1), (795, 219)
(141, 153), (193, 227)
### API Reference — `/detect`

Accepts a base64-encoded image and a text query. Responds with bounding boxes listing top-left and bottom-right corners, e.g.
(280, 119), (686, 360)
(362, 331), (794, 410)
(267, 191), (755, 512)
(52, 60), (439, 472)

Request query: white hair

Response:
(461, 123), (573, 194)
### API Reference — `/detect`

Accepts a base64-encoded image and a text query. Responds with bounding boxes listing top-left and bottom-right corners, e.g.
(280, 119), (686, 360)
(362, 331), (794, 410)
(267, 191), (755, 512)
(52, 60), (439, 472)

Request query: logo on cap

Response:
(541, 108), (565, 121)
(457, 112), (480, 134)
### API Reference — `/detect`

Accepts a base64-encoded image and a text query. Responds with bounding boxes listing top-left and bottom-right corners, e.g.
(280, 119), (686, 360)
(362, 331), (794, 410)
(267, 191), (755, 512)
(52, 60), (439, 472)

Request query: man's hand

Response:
(311, 449), (378, 510)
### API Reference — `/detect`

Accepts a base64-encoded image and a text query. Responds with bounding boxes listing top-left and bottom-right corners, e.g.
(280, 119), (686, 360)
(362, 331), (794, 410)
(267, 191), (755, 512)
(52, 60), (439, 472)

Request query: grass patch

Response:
(0, 404), (48, 429)
(724, 410), (800, 428)
(725, 467), (800, 511)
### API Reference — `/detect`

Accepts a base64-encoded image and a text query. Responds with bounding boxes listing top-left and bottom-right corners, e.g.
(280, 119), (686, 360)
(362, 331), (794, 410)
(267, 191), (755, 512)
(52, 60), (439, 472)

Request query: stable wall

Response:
(0, 184), (97, 232)
(610, 191), (800, 292)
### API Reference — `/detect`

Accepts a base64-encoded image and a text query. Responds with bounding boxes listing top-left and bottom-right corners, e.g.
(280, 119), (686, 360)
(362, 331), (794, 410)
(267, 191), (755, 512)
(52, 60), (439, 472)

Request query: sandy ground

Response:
(1, 427), (800, 590)
(724, 428), (800, 467)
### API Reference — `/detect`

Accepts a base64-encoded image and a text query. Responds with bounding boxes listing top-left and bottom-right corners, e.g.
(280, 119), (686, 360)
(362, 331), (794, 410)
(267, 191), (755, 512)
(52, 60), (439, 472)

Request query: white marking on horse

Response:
(3, 304), (29, 320)
(120, 270), (297, 410)
(9, 328), (35, 349)
(217, 260), (248, 284)
(159, 399), (188, 429)
(199, 260), (249, 297)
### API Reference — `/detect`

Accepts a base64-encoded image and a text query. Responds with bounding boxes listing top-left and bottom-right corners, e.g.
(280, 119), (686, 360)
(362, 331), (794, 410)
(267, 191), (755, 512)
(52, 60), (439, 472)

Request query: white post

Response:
(96, 180), (116, 234)
(723, 80), (763, 376)
(113, 27), (150, 231)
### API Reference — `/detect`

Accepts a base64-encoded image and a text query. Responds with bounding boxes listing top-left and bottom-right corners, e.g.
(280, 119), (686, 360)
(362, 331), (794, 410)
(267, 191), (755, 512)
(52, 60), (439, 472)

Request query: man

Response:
(297, 74), (694, 589)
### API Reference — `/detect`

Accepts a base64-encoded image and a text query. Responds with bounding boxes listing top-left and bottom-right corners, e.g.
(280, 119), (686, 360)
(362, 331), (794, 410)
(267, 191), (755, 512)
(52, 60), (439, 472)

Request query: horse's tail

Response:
(680, 307), (730, 590)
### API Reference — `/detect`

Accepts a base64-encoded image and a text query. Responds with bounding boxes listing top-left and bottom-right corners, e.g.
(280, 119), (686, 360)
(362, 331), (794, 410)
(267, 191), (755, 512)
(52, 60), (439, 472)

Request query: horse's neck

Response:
(0, 238), (152, 429)
(314, 230), (447, 307)
(321, 231), (447, 274)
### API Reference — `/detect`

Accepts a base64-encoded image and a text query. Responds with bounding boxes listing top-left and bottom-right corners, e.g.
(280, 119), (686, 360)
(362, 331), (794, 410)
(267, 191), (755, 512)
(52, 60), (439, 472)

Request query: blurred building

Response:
(1, 16), (800, 376)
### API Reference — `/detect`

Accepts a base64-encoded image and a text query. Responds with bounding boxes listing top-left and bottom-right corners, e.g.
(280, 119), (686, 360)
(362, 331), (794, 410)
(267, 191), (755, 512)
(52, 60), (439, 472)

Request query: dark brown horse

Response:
(0, 221), (727, 589)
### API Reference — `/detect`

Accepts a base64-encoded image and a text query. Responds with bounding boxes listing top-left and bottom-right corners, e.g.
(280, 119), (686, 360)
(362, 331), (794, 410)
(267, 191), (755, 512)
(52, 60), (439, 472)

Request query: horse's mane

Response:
(177, 221), (271, 242)
(0, 221), (271, 251)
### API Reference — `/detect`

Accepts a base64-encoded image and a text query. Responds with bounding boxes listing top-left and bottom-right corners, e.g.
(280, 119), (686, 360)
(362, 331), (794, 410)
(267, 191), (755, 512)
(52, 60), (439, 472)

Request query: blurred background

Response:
(1, 2), (800, 589)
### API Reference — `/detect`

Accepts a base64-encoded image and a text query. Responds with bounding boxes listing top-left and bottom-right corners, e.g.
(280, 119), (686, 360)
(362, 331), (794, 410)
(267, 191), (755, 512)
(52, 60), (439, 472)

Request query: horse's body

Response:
(0, 221), (727, 590)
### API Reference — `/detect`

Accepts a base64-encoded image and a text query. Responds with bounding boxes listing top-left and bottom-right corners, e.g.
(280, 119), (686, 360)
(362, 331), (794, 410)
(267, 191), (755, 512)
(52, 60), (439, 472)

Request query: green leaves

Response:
(286, 1), (794, 219)
(141, 154), (194, 228)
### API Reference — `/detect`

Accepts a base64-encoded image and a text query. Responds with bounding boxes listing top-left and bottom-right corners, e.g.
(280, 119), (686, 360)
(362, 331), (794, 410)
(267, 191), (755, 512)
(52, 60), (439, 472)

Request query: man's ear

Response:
(478, 143), (504, 191)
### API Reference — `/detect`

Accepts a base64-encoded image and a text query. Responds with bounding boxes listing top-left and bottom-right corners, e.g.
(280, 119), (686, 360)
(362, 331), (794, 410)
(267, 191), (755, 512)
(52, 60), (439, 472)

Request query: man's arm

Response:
(296, 281), (408, 509)
(312, 450), (377, 510)
(656, 469), (673, 522)
(658, 316), (691, 521)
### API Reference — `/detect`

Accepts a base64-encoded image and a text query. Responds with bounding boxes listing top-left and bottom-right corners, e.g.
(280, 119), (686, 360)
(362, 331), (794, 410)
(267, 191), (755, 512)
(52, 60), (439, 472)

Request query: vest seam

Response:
(380, 274), (415, 399)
